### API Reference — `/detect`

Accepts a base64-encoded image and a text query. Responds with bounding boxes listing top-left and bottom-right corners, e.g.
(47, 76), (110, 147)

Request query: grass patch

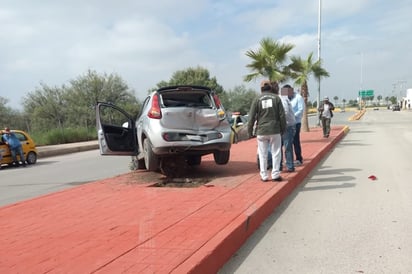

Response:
(31, 127), (97, 146)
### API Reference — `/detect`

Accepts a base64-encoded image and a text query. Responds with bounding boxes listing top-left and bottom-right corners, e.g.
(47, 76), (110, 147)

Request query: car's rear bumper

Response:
(152, 142), (231, 156)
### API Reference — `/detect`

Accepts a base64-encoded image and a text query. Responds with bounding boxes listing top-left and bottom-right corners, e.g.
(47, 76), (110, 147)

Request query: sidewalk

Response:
(0, 126), (349, 273)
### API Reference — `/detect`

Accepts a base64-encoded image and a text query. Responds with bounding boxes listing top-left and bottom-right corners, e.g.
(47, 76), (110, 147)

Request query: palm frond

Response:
(244, 37), (294, 83)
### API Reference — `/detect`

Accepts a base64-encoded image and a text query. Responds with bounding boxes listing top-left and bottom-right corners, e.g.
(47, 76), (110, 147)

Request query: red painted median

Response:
(0, 126), (348, 273)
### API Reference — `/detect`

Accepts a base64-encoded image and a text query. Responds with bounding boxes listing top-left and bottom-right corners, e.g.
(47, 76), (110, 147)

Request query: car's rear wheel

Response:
(213, 150), (230, 165)
(186, 155), (201, 166)
(143, 138), (158, 171)
(26, 152), (37, 164)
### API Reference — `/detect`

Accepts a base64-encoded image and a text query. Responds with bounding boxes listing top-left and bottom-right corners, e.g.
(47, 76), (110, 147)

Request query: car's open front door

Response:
(96, 102), (137, 156)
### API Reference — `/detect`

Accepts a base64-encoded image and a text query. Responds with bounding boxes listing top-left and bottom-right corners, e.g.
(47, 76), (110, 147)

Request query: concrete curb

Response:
(349, 109), (366, 121)
(173, 126), (350, 273)
(37, 141), (99, 158)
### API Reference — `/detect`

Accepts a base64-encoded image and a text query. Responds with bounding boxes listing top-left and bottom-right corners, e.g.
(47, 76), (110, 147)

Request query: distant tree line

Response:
(1, 70), (140, 144)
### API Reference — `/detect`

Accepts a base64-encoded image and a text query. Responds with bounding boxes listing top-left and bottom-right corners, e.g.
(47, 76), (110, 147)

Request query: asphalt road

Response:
(0, 150), (131, 207)
(219, 109), (412, 273)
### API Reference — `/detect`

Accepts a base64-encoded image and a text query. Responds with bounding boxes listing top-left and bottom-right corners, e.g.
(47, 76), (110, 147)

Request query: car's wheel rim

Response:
(26, 152), (37, 164)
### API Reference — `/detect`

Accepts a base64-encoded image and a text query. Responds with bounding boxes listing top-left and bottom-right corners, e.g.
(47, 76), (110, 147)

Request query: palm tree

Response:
(288, 52), (330, 132)
(244, 37), (294, 83)
(377, 95), (382, 106)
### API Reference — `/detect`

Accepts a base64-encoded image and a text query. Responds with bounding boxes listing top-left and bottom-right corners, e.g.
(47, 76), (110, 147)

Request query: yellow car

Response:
(0, 129), (38, 166)
(229, 113), (250, 144)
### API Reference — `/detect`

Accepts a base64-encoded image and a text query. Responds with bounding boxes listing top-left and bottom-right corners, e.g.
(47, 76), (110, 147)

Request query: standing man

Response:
(318, 96), (335, 138)
(288, 86), (304, 166)
(2, 127), (26, 167)
(279, 84), (296, 172)
(248, 80), (286, 182)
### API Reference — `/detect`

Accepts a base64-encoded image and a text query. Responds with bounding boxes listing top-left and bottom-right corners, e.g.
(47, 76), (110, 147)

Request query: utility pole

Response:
(316, 0), (322, 126)
(359, 52), (364, 110)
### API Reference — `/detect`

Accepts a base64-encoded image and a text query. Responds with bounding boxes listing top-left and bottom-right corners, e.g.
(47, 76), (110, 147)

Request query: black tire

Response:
(213, 150), (230, 165)
(137, 158), (146, 169)
(143, 139), (158, 171)
(186, 155), (201, 166)
(129, 156), (146, 170)
(26, 152), (37, 164)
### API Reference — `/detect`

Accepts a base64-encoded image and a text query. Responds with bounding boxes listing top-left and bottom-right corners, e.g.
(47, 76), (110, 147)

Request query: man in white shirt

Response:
(318, 96), (335, 138)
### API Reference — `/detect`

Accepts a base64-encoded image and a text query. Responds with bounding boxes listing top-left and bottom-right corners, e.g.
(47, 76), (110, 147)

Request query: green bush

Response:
(31, 127), (97, 146)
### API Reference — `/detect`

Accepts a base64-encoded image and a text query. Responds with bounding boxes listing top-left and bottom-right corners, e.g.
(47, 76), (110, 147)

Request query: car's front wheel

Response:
(129, 156), (146, 170)
(143, 138), (159, 171)
(26, 152), (37, 164)
(213, 150), (230, 165)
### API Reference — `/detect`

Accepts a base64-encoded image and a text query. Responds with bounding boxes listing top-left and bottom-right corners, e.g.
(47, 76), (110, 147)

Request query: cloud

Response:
(1, 0), (411, 109)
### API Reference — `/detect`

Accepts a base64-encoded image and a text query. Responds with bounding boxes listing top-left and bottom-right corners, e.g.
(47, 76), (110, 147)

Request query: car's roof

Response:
(0, 129), (28, 134)
(1, 129), (23, 132)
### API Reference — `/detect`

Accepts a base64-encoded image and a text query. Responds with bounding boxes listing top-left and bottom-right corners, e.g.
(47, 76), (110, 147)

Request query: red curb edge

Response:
(173, 126), (350, 274)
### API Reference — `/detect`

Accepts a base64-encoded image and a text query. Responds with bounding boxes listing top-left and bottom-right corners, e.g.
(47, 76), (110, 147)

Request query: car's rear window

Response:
(161, 91), (212, 108)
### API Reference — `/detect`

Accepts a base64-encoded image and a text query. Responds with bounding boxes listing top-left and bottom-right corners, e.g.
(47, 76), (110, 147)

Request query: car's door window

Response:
(98, 104), (136, 153)
(14, 132), (28, 142)
(137, 96), (150, 118)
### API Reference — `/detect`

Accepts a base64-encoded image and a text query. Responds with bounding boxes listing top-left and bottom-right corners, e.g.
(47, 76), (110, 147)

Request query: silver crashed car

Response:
(96, 85), (232, 175)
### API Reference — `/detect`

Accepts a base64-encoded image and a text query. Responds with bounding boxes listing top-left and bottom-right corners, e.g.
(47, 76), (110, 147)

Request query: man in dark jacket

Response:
(318, 96), (335, 138)
(248, 80), (286, 182)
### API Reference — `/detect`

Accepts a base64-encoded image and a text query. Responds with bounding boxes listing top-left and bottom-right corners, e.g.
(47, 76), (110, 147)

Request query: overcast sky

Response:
(1, 0), (411, 109)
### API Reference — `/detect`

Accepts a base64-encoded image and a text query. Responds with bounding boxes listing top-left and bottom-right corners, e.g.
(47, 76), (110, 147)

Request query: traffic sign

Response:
(358, 89), (374, 97)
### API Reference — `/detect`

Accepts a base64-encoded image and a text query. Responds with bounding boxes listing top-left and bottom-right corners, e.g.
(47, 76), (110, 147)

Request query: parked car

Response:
(96, 85), (232, 175)
(0, 129), (38, 166)
(392, 104), (400, 111)
(228, 112), (250, 143)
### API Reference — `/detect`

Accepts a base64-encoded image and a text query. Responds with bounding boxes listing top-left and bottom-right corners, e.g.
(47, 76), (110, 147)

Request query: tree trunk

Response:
(301, 83), (310, 132)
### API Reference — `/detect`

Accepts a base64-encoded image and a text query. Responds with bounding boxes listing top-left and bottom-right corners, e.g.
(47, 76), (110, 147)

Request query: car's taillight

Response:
(213, 94), (222, 108)
(148, 94), (162, 119)
(213, 94), (226, 120)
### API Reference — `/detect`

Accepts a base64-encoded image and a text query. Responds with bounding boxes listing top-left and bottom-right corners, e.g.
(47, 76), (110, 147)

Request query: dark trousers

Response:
(293, 123), (302, 162)
(321, 117), (331, 137)
(10, 146), (25, 163)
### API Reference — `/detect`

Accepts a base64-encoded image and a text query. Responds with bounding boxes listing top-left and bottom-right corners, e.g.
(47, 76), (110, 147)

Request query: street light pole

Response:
(316, 0), (322, 126)
(359, 52), (364, 110)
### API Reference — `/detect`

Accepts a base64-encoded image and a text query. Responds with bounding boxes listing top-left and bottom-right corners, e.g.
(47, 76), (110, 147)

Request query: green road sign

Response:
(358, 89), (374, 97)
